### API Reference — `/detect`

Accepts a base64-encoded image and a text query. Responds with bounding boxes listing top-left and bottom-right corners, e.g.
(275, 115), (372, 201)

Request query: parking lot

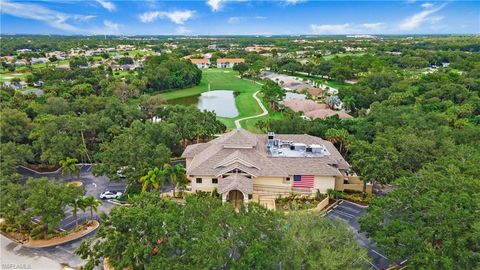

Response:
(18, 164), (127, 217)
(326, 200), (389, 270)
(14, 164), (127, 268)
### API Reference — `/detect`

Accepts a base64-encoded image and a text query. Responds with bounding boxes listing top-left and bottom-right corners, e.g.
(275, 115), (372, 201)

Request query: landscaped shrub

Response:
(119, 184), (141, 201)
(29, 225), (43, 238)
(275, 192), (327, 211)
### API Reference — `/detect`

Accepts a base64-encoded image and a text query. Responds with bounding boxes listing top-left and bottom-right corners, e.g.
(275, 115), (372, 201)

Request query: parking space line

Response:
(333, 209), (356, 219)
(371, 249), (388, 260)
(327, 213), (349, 222)
(337, 205), (362, 214)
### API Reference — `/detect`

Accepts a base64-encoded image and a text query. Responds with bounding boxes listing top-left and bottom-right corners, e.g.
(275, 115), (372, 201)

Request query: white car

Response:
(100, 191), (122, 199)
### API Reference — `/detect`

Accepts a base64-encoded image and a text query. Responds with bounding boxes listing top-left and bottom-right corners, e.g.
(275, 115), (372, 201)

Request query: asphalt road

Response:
(326, 200), (390, 270)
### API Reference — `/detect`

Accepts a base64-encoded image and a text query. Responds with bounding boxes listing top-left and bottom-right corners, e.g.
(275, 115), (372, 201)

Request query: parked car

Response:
(100, 191), (123, 199)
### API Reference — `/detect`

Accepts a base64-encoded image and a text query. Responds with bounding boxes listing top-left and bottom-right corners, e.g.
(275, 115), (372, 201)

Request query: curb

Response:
(24, 220), (99, 248)
(339, 199), (369, 208)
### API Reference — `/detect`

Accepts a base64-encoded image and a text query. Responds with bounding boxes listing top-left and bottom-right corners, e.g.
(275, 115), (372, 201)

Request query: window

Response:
(196, 178), (202, 184)
(212, 178), (218, 184)
(286, 177), (290, 181)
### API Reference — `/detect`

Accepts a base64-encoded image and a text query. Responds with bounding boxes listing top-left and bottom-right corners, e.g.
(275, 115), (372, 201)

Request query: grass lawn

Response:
(322, 52), (366, 60)
(0, 72), (29, 82)
(241, 92), (284, 133)
(161, 69), (263, 129)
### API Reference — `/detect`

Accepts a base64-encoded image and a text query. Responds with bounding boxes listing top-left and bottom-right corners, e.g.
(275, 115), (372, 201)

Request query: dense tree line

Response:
(141, 55), (201, 92)
(77, 192), (369, 270)
(259, 55), (480, 267)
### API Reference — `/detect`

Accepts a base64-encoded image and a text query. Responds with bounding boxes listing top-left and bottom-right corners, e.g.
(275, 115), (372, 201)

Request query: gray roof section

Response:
(182, 129), (348, 177)
(218, 174), (253, 195)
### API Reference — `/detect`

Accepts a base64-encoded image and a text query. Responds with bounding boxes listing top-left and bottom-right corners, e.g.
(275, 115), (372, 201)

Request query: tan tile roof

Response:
(183, 129), (349, 177)
(282, 99), (352, 120)
(305, 87), (323, 97)
(217, 58), (245, 63)
(190, 58), (210, 64)
(182, 143), (210, 158)
(304, 109), (353, 120)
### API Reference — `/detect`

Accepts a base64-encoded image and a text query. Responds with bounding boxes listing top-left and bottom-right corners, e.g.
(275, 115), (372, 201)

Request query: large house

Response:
(216, 58), (244, 68)
(182, 129), (367, 208)
(190, 58), (210, 69)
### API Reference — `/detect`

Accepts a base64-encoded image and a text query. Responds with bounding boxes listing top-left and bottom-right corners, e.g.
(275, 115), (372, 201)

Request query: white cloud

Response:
(139, 10), (195, 24)
(228, 16), (266, 24)
(89, 20), (121, 35)
(361, 22), (386, 31)
(103, 20), (119, 32)
(0, 0), (81, 32)
(72, 15), (96, 22)
(399, 3), (446, 30)
(176, 26), (191, 35)
(283, 0), (306, 5)
(421, 2), (434, 9)
(310, 22), (387, 34)
(310, 23), (352, 34)
(0, 0), (122, 34)
(95, 0), (116, 12)
(207, 0), (224, 12)
(228, 16), (243, 24)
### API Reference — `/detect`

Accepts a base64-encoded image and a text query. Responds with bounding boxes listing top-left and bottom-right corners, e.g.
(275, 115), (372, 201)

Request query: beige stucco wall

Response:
(253, 176), (288, 186)
(313, 176), (336, 193)
(189, 176), (218, 192)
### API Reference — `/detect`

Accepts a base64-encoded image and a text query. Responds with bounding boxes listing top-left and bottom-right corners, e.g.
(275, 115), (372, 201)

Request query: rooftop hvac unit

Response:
(310, 144), (325, 154)
(292, 143), (307, 151)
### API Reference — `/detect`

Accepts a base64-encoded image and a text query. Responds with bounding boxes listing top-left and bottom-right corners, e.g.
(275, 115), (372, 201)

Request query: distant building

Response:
(14, 60), (27, 66)
(2, 81), (28, 90)
(31, 57), (49, 64)
(216, 58), (245, 68)
(16, 49), (32, 53)
(21, 88), (44, 97)
(245, 45), (273, 53)
(190, 58), (211, 69)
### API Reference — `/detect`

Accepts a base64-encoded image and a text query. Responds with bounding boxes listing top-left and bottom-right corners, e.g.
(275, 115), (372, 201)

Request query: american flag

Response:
(292, 175), (314, 188)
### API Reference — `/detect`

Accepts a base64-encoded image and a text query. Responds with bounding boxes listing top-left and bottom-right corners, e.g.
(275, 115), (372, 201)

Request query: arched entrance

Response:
(227, 190), (244, 209)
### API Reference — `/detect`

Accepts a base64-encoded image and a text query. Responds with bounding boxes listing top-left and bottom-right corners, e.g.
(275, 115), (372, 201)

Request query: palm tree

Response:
(343, 96), (356, 113)
(139, 167), (165, 192)
(59, 157), (80, 179)
(325, 128), (351, 156)
(163, 163), (187, 197)
(70, 198), (86, 227)
(83, 196), (102, 220)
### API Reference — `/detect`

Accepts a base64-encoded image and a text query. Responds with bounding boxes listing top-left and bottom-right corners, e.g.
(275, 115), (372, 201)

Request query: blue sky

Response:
(1, 0), (478, 35)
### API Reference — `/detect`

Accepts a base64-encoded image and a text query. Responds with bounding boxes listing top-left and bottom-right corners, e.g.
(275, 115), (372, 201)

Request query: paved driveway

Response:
(326, 200), (389, 270)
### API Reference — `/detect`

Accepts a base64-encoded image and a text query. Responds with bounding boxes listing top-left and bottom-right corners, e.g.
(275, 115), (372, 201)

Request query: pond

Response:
(285, 92), (307, 100)
(168, 90), (239, 118)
